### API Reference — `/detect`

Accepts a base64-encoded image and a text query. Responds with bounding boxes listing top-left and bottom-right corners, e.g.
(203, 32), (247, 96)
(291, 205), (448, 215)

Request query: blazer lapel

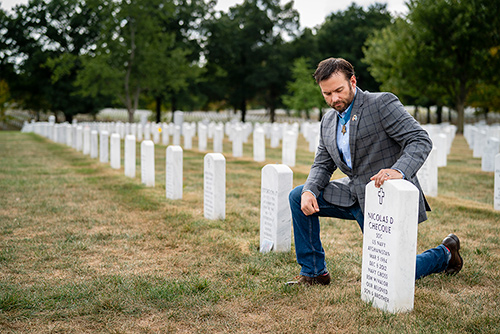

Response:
(349, 88), (365, 169)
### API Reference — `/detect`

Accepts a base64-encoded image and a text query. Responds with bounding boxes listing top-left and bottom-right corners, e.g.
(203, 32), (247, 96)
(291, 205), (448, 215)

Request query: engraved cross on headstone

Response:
(378, 188), (385, 205)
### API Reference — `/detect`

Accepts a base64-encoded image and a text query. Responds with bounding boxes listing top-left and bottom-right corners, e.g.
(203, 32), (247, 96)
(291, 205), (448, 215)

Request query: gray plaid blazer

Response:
(303, 88), (432, 223)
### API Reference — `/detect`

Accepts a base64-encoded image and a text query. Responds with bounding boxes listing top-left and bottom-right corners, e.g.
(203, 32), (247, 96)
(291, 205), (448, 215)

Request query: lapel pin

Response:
(352, 115), (358, 121)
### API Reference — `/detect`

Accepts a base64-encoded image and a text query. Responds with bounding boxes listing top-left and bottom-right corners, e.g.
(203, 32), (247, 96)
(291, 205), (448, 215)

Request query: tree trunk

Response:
(156, 96), (162, 123)
(436, 105), (443, 124)
(414, 106), (419, 121)
(269, 108), (276, 123)
(240, 99), (246, 123)
(455, 81), (468, 134)
(426, 106), (431, 124)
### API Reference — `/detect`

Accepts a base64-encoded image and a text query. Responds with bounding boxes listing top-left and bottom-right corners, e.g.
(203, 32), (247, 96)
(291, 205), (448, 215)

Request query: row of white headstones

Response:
(23, 117), (320, 168)
(463, 123), (500, 211)
(22, 118), (493, 313)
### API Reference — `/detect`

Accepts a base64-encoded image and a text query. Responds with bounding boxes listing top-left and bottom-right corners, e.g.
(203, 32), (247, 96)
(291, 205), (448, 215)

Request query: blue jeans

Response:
(289, 185), (450, 280)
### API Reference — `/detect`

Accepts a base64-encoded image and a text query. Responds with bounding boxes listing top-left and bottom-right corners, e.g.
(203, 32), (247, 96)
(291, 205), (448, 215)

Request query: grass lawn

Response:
(0, 130), (499, 333)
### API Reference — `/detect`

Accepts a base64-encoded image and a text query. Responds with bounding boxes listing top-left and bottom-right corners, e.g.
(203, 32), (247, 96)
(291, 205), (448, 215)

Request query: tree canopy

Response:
(363, 0), (500, 132)
(1, 0), (499, 125)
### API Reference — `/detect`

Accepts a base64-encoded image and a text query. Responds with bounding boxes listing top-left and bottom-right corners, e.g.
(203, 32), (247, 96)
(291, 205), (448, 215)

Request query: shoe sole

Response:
(445, 234), (463, 275)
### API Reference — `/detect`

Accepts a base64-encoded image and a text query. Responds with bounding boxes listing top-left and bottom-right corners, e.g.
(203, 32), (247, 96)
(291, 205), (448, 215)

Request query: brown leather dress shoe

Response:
(442, 233), (463, 275)
(286, 273), (331, 286)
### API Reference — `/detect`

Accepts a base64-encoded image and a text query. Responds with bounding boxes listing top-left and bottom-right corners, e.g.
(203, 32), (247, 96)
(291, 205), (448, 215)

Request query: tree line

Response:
(1, 0), (498, 132)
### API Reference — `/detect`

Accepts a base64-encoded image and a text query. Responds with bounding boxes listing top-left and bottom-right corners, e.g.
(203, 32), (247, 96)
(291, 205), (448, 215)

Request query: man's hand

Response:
(301, 191), (320, 216)
(370, 169), (403, 188)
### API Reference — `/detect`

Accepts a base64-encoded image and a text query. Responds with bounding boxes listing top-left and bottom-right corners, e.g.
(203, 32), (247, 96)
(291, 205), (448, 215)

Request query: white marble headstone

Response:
(124, 135), (136, 178)
(110, 133), (121, 169)
(141, 140), (155, 187)
(361, 180), (419, 313)
(137, 124), (143, 142)
(65, 124), (72, 147)
(90, 130), (98, 159)
(495, 153), (500, 211)
(213, 125), (224, 153)
(253, 127), (266, 162)
(173, 125), (181, 146)
(481, 137), (500, 172)
(282, 130), (297, 167)
(204, 153), (226, 220)
(166, 145), (183, 200)
(259, 164), (293, 253)
(82, 127), (90, 155)
(232, 125), (243, 158)
(198, 124), (208, 152)
(473, 130), (487, 158)
(435, 133), (447, 167)
(161, 123), (170, 146)
(144, 123), (151, 141)
(99, 131), (109, 163)
(417, 147), (438, 197)
(152, 124), (161, 144)
(183, 124), (193, 149)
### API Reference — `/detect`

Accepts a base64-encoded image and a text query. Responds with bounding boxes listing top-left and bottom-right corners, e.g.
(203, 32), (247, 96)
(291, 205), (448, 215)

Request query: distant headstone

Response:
(173, 111), (184, 131)
(435, 133), (447, 167)
(141, 140), (155, 187)
(198, 124), (208, 151)
(130, 123), (137, 138)
(173, 125), (181, 146)
(253, 127), (266, 162)
(183, 124), (193, 149)
(83, 126), (90, 155)
(232, 125), (243, 158)
(161, 123), (170, 146)
(213, 125), (224, 153)
(270, 124), (281, 148)
(110, 133), (121, 169)
(495, 153), (500, 211)
(473, 130), (487, 158)
(282, 130), (297, 167)
(66, 124), (73, 147)
(124, 135), (136, 178)
(76, 126), (84, 151)
(166, 145), (183, 200)
(137, 124), (143, 142)
(259, 164), (293, 253)
(99, 131), (109, 163)
(481, 137), (500, 172)
(204, 153), (226, 220)
(417, 147), (438, 197)
(361, 180), (419, 313)
(308, 127), (320, 153)
(144, 123), (151, 141)
(90, 130), (98, 159)
(152, 124), (161, 144)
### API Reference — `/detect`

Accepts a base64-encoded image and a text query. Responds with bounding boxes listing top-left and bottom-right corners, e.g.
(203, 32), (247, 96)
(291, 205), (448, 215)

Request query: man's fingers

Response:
(301, 192), (319, 216)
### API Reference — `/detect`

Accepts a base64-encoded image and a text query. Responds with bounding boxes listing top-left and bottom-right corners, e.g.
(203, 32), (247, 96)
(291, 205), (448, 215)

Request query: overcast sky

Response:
(1, 0), (408, 29)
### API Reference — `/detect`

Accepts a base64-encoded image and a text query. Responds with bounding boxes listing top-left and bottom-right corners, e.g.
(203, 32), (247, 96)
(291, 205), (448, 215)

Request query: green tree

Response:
(75, 0), (198, 123)
(364, 0), (500, 133)
(203, 0), (298, 122)
(2, 0), (109, 122)
(145, 0), (211, 121)
(282, 57), (325, 120)
(316, 3), (392, 92)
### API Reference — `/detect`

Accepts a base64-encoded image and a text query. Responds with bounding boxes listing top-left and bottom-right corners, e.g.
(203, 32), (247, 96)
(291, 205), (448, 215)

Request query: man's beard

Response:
(330, 85), (355, 112)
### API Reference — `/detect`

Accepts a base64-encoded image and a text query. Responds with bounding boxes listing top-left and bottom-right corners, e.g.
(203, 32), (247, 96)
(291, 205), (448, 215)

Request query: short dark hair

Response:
(313, 58), (355, 84)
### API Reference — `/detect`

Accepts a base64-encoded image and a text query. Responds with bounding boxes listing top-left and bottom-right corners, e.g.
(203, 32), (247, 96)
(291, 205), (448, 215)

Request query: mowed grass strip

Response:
(0, 131), (499, 333)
